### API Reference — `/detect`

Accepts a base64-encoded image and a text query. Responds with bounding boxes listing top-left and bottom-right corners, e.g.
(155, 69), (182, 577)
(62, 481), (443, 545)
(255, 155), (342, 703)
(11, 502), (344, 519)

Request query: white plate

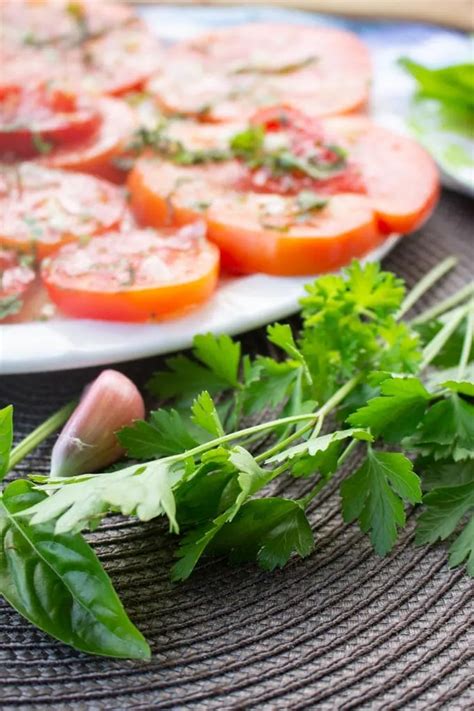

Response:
(0, 239), (398, 374)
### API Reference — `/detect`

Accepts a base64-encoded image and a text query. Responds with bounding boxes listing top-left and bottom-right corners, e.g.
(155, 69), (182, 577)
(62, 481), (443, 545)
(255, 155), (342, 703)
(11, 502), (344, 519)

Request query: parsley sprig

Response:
(1, 257), (473, 658)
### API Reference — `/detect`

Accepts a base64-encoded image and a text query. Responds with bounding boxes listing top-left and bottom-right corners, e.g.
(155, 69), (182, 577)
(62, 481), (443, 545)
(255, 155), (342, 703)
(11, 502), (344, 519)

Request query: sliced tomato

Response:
(128, 158), (380, 275)
(128, 114), (439, 276)
(148, 24), (371, 122)
(0, 164), (127, 259)
(1, 1), (135, 53)
(41, 223), (220, 322)
(42, 97), (136, 183)
(0, 248), (36, 322)
(1, 1), (162, 98)
(0, 85), (100, 159)
(70, 25), (164, 97)
(321, 116), (440, 233)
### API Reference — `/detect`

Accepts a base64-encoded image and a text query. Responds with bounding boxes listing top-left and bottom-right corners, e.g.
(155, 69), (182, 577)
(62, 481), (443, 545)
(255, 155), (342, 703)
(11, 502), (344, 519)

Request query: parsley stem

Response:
(255, 421), (313, 463)
(8, 400), (77, 472)
(409, 281), (474, 325)
(257, 377), (359, 464)
(457, 298), (474, 381)
(336, 438), (359, 467)
(419, 303), (470, 371)
(397, 256), (457, 320)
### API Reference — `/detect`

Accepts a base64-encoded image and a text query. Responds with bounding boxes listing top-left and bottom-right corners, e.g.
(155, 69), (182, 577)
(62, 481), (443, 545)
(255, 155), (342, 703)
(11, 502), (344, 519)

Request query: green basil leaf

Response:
(0, 480), (150, 660)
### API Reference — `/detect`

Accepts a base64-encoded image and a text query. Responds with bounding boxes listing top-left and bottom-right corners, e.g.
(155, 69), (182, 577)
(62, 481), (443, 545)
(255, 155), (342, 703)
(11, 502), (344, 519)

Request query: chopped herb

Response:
(31, 133), (53, 155)
(0, 295), (22, 320)
(294, 190), (328, 215)
(126, 125), (230, 165)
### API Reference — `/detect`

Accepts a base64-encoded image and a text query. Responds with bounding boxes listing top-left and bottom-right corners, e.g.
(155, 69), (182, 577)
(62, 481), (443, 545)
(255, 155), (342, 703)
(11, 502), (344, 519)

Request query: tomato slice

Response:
(0, 164), (127, 259)
(69, 25), (164, 97)
(321, 116), (440, 233)
(1, 1), (162, 98)
(148, 24), (371, 122)
(128, 113), (439, 276)
(0, 85), (101, 159)
(43, 97), (136, 183)
(41, 223), (220, 322)
(2, 1), (135, 52)
(0, 248), (36, 322)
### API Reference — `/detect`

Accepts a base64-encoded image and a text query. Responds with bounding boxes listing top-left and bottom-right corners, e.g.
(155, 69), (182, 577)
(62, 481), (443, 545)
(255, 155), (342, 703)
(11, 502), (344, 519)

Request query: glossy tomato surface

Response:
(0, 85), (100, 159)
(41, 223), (220, 321)
(148, 24), (371, 122)
(128, 111), (438, 275)
(0, 164), (128, 259)
(1, 2), (163, 98)
(42, 97), (136, 183)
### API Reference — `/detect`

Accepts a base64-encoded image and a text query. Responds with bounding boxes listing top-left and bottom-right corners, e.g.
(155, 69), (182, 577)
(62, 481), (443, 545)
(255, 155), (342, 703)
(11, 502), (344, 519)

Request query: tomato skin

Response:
(321, 116), (440, 234)
(206, 194), (383, 276)
(0, 164), (127, 259)
(41, 226), (220, 322)
(43, 270), (219, 322)
(42, 97), (136, 183)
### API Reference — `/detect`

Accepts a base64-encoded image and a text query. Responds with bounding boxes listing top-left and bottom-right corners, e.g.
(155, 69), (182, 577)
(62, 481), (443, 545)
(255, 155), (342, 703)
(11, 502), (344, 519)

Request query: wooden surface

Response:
(130, 0), (474, 31)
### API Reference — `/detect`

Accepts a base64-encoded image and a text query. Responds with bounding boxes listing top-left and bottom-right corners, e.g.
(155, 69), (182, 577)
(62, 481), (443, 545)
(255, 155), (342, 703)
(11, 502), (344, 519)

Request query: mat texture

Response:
(1, 189), (473, 710)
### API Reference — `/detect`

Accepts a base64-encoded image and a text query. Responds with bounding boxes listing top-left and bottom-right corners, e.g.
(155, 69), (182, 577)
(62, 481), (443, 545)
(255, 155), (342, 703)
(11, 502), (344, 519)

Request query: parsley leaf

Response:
(193, 333), (241, 388)
(242, 357), (301, 416)
(348, 376), (430, 442)
(448, 516), (474, 576)
(416, 457), (474, 491)
(23, 461), (184, 534)
(416, 481), (474, 542)
(148, 333), (241, 407)
(118, 409), (198, 459)
(299, 261), (418, 402)
(208, 498), (314, 570)
(172, 447), (274, 580)
(341, 449), (422, 555)
(410, 394), (474, 461)
(191, 391), (224, 437)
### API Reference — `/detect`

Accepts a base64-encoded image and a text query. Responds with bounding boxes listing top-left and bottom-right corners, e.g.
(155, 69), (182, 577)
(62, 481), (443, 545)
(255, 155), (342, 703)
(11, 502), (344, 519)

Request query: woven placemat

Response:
(1, 189), (473, 710)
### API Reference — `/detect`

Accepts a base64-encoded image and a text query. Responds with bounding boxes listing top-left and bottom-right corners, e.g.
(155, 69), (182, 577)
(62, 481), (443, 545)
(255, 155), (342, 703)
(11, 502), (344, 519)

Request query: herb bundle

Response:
(1, 257), (473, 659)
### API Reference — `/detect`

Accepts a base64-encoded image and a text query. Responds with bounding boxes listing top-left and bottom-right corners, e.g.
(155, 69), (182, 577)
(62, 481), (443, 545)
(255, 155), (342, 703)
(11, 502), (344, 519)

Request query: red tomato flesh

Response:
(148, 24), (371, 122)
(42, 97), (136, 183)
(128, 112), (439, 276)
(0, 85), (100, 159)
(0, 164), (128, 259)
(41, 223), (220, 322)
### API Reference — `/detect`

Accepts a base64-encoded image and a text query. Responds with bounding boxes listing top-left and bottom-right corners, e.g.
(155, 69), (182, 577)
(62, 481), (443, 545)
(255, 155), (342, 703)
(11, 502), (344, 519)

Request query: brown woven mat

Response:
(1, 188), (473, 709)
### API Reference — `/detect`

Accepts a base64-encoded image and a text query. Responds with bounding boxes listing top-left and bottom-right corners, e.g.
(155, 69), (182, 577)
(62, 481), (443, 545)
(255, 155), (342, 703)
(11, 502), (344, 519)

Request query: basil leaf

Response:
(0, 480), (150, 659)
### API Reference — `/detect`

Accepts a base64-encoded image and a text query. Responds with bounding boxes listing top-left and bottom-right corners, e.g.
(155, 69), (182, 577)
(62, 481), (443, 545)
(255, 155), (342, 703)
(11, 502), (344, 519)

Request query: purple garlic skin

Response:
(50, 369), (145, 478)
